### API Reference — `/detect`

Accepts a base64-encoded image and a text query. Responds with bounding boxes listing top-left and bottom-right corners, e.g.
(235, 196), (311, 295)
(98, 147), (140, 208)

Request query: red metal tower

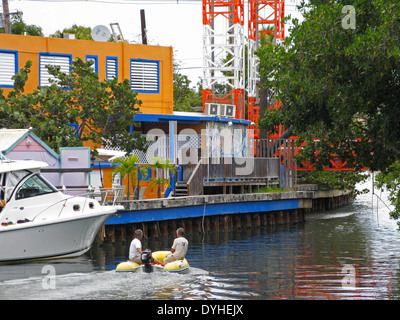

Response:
(202, 0), (246, 119)
(247, 0), (285, 138)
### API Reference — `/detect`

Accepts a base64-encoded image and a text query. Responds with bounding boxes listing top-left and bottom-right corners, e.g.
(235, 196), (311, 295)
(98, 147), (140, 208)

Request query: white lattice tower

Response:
(202, 0), (246, 119)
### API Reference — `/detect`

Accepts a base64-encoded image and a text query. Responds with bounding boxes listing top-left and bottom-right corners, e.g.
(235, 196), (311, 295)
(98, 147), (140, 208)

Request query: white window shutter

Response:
(86, 56), (98, 74)
(0, 51), (16, 87)
(130, 59), (159, 93)
(40, 54), (70, 87)
(106, 57), (117, 80)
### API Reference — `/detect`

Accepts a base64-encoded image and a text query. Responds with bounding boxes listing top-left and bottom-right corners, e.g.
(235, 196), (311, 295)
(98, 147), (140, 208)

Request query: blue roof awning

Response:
(133, 112), (251, 125)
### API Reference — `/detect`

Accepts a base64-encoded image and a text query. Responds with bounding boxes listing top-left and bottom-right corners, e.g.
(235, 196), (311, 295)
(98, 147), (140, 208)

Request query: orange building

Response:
(0, 33), (173, 115)
(0, 33), (252, 199)
(0, 33), (177, 199)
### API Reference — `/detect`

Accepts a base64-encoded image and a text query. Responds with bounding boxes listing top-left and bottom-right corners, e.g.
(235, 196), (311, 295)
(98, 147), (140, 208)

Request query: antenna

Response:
(140, 9), (147, 45)
(91, 25), (111, 42)
(110, 23), (124, 42)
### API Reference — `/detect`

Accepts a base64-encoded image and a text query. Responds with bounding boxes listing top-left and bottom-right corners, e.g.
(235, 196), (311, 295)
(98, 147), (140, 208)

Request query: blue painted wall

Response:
(106, 198), (300, 225)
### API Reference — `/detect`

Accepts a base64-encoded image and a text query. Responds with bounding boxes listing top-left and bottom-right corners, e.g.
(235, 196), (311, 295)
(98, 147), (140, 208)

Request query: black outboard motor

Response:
(141, 249), (153, 273)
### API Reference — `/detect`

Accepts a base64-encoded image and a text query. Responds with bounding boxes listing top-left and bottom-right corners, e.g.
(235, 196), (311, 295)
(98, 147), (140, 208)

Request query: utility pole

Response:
(2, 0), (11, 34)
(140, 9), (147, 45)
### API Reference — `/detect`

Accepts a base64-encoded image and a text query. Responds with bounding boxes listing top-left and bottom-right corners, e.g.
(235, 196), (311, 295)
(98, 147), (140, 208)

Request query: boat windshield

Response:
(15, 173), (58, 200)
(4, 171), (31, 201)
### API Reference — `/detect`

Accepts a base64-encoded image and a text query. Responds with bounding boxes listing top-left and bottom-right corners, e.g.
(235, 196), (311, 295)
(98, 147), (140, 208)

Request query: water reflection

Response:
(0, 256), (94, 282)
(1, 179), (400, 299)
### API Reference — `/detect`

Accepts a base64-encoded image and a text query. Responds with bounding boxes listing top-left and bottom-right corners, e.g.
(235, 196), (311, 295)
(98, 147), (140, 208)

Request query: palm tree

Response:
(147, 156), (176, 198)
(111, 154), (148, 200)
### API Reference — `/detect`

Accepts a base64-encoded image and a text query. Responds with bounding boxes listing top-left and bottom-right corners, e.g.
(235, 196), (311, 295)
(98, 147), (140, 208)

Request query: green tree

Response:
(50, 24), (93, 40)
(0, 61), (38, 129)
(173, 61), (202, 112)
(0, 13), (43, 36)
(375, 161), (400, 229)
(257, 0), (400, 218)
(111, 155), (148, 200)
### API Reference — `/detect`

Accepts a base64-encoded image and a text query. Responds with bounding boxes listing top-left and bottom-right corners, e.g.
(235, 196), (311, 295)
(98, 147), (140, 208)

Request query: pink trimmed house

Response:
(0, 129), (59, 165)
(0, 129), (91, 191)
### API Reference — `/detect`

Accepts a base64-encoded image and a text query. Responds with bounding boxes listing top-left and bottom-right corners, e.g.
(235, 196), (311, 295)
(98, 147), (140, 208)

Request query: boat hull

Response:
(0, 210), (114, 262)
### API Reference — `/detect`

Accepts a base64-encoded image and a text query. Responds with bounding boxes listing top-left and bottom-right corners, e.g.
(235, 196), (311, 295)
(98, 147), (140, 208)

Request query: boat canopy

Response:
(0, 159), (49, 174)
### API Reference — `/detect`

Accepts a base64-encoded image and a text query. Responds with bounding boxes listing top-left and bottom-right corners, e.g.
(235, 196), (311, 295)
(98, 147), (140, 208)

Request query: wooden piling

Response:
(293, 209), (300, 223)
(142, 222), (148, 239)
(106, 225), (115, 243)
(268, 212), (275, 225)
(277, 212), (282, 224)
(168, 220), (177, 235)
(298, 210), (304, 222)
(261, 212), (268, 226)
(245, 213), (252, 228)
(115, 225), (126, 243)
(252, 213), (261, 227)
(222, 215), (229, 230)
(285, 211), (290, 224)
(151, 221), (160, 239)
(98, 191), (353, 244)
(193, 218), (202, 234)
(185, 219), (193, 234)
(233, 215), (242, 230)
(100, 207), (312, 244)
(179, 219), (186, 232)
(213, 216), (220, 231)
(204, 216), (211, 232)
(160, 220), (168, 235)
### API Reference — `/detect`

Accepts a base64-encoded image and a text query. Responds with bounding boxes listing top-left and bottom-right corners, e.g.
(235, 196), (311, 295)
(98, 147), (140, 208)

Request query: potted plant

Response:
(147, 156), (175, 198)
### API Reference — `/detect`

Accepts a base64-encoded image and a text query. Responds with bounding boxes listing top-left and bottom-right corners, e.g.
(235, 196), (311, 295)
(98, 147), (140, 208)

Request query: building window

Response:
(86, 55), (98, 74)
(39, 53), (72, 87)
(0, 50), (18, 88)
(106, 56), (118, 80)
(130, 59), (159, 93)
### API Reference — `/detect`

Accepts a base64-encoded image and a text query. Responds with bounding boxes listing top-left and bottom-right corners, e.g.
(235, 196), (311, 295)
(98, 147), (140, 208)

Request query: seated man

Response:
(162, 227), (188, 265)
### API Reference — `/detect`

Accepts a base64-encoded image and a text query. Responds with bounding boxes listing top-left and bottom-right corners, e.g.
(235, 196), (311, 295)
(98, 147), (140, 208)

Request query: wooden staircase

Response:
(174, 181), (188, 197)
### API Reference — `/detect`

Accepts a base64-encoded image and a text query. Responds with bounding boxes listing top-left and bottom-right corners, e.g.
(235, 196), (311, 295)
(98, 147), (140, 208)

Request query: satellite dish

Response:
(91, 25), (111, 42)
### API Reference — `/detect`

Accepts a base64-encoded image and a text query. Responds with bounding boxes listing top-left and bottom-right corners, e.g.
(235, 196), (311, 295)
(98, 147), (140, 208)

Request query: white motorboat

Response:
(0, 156), (122, 262)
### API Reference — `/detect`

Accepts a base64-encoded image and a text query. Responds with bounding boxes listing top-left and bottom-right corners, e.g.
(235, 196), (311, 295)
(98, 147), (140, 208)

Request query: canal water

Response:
(1, 175), (400, 300)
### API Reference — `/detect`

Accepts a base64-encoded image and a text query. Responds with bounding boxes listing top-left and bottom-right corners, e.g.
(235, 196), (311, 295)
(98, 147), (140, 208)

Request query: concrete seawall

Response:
(96, 185), (350, 244)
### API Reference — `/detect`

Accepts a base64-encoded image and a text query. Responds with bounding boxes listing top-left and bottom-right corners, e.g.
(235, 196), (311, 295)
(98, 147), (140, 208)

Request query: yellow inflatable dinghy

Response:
(116, 250), (189, 274)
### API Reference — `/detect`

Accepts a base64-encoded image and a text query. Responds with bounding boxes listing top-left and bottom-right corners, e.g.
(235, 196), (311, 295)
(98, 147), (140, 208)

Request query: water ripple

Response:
(2, 180), (400, 299)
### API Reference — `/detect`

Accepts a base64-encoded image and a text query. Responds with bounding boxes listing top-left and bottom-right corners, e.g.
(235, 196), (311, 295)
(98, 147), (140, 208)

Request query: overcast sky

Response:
(5, 0), (303, 86)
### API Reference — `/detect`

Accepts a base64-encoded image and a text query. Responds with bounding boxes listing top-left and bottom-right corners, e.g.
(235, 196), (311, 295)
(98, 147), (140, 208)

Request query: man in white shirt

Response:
(129, 229), (143, 264)
(162, 228), (188, 265)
